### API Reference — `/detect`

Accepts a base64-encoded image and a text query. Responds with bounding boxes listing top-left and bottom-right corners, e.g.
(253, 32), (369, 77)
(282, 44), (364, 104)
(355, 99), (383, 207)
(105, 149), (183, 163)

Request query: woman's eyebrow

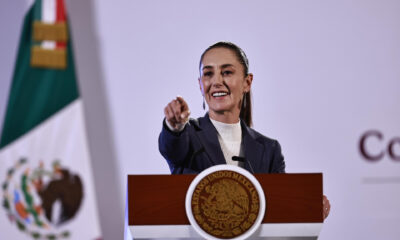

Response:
(202, 64), (234, 71)
(202, 65), (214, 71)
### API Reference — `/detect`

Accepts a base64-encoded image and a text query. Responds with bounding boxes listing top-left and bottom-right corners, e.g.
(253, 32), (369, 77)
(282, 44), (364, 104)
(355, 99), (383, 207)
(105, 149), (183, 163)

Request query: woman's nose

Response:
(212, 73), (224, 85)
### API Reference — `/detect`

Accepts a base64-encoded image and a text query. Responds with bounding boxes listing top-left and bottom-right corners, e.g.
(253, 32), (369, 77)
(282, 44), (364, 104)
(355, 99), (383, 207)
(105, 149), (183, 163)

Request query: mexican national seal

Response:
(186, 165), (265, 240)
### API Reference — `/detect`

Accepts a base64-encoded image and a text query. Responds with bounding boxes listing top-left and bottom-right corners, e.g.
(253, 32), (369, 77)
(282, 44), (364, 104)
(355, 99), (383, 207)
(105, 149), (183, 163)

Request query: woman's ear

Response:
(198, 77), (204, 95)
(244, 73), (253, 92)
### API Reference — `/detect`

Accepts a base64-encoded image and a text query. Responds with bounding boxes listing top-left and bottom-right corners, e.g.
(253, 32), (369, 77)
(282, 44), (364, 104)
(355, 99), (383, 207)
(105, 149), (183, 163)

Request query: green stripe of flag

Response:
(33, 0), (42, 21)
(0, 3), (79, 149)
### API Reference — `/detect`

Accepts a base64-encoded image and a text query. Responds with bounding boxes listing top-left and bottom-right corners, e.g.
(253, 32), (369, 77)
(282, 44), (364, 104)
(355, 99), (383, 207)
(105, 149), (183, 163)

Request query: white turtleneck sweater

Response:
(209, 118), (243, 167)
(165, 118), (244, 167)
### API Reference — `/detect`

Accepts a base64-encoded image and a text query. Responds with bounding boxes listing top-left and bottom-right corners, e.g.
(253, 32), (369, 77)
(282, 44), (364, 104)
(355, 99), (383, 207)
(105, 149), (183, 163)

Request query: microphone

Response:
(232, 156), (255, 174)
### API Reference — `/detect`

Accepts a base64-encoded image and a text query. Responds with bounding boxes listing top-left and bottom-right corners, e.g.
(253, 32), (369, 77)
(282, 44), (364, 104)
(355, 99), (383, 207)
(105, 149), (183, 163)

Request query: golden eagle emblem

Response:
(191, 170), (260, 239)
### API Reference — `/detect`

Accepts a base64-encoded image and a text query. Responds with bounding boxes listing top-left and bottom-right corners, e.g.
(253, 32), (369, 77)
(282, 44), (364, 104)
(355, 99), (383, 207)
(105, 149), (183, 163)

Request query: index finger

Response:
(176, 96), (190, 118)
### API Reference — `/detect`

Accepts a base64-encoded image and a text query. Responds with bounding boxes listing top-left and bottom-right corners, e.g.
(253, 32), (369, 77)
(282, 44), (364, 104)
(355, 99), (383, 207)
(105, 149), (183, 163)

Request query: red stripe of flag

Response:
(56, 0), (66, 49)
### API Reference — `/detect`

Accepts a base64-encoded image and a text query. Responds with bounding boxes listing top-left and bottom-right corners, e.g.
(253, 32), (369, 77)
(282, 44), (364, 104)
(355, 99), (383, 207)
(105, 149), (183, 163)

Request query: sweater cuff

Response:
(165, 118), (187, 133)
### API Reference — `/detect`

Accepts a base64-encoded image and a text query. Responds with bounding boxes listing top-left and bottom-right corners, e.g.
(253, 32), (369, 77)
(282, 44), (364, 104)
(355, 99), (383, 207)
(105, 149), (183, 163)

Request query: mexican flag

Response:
(0, 0), (102, 239)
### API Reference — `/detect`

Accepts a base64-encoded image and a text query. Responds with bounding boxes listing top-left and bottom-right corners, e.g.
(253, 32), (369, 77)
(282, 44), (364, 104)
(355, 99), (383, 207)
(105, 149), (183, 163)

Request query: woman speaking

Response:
(158, 42), (330, 218)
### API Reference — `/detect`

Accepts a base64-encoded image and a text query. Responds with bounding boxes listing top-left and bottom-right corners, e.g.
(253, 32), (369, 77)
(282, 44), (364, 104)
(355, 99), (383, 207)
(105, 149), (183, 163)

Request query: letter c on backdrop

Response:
(359, 130), (384, 161)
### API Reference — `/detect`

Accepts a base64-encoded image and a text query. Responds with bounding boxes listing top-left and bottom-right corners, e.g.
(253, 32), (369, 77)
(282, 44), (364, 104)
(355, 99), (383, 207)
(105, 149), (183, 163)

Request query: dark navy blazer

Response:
(159, 113), (286, 174)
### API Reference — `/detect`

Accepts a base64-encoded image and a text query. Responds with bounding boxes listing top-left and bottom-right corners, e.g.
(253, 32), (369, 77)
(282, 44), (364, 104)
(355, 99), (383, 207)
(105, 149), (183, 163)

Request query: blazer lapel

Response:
(197, 114), (226, 166)
(241, 122), (264, 173)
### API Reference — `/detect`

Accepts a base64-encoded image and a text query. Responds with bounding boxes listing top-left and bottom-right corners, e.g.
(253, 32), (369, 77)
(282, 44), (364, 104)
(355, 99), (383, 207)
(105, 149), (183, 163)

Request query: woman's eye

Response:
(222, 71), (232, 76)
(203, 72), (213, 77)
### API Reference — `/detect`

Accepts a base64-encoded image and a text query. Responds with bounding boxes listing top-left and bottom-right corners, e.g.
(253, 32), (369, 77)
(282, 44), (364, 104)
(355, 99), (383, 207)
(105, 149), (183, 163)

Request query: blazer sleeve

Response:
(270, 140), (286, 173)
(158, 119), (192, 168)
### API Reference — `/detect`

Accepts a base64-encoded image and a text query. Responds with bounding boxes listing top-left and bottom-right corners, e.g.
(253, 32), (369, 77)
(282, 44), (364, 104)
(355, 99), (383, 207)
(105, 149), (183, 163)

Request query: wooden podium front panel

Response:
(255, 173), (323, 223)
(128, 174), (195, 225)
(128, 173), (323, 225)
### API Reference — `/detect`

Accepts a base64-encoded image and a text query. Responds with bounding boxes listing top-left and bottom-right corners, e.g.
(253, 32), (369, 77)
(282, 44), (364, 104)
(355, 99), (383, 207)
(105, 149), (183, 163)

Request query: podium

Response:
(127, 173), (323, 239)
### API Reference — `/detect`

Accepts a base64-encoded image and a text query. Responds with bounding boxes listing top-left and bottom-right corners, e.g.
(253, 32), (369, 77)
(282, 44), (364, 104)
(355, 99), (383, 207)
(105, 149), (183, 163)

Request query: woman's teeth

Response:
(212, 92), (228, 97)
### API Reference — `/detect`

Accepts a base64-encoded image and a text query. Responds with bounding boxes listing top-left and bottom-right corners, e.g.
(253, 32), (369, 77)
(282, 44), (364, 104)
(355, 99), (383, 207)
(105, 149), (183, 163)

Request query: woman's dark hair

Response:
(199, 42), (253, 127)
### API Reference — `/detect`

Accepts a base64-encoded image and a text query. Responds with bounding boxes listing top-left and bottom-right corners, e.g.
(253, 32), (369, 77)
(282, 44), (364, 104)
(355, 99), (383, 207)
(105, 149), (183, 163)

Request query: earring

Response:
(243, 93), (247, 108)
(202, 96), (205, 110)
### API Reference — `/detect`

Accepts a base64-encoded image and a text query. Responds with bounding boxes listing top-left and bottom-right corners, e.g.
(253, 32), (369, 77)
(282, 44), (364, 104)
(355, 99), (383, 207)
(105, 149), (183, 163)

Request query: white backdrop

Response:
(2, 0), (400, 239)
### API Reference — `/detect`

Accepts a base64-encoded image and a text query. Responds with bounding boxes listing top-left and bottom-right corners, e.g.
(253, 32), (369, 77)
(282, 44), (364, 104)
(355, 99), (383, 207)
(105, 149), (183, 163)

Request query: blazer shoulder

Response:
(247, 127), (280, 147)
